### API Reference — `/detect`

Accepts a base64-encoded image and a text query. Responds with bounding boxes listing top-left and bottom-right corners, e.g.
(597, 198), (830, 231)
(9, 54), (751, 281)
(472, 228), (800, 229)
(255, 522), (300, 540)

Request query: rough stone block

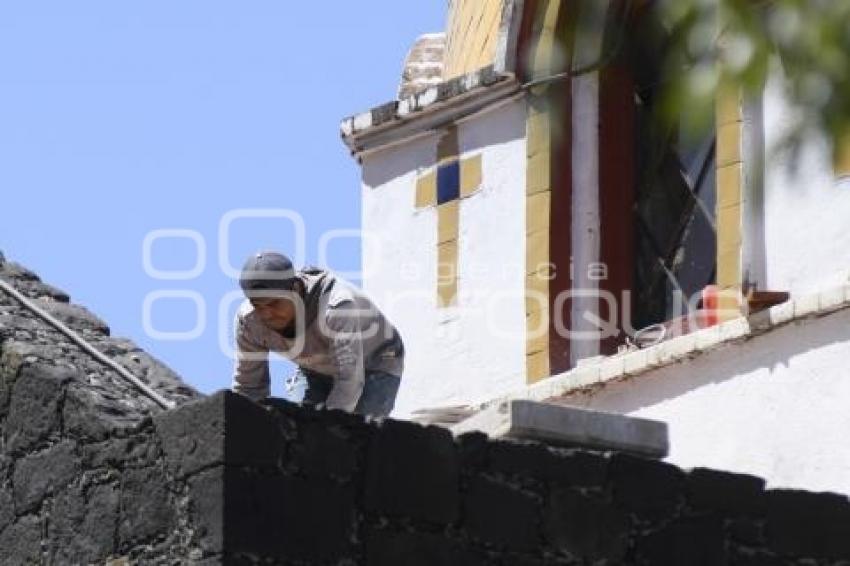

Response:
(224, 390), (285, 469)
(0, 514), (43, 564)
(154, 393), (225, 479)
(635, 515), (727, 565)
(0, 343), (64, 416)
(13, 440), (80, 513)
(64, 384), (144, 441)
(364, 418), (459, 524)
(464, 475), (540, 551)
(488, 440), (608, 487)
(686, 467), (765, 514)
(453, 400), (669, 459)
(456, 431), (489, 470)
(5, 363), (75, 453)
(728, 517), (765, 547)
(543, 487), (629, 561)
(117, 466), (175, 547)
(113, 348), (198, 398)
(726, 549), (786, 566)
(33, 299), (110, 334)
(81, 434), (158, 470)
(49, 482), (119, 563)
(0, 261), (39, 281)
(0, 486), (13, 532)
(609, 453), (684, 521)
(2, 278), (70, 302)
(364, 529), (484, 566)
(291, 421), (357, 480)
(225, 469), (355, 562)
(764, 489), (850, 559)
(188, 467), (224, 556)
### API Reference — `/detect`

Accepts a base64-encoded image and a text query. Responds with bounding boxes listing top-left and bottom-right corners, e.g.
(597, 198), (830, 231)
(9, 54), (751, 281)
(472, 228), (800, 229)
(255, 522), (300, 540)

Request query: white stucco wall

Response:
(562, 307), (850, 495)
(762, 67), (850, 295)
(361, 100), (528, 417)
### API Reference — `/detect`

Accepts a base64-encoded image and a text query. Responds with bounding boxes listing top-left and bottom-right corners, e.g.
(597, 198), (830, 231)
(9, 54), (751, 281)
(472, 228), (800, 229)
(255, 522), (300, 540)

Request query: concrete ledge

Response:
(451, 400), (669, 459)
(488, 283), (850, 408)
(340, 66), (518, 158)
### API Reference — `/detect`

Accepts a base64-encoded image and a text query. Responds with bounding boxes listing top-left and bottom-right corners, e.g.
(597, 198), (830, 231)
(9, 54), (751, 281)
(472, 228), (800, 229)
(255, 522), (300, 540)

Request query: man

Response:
(231, 251), (404, 417)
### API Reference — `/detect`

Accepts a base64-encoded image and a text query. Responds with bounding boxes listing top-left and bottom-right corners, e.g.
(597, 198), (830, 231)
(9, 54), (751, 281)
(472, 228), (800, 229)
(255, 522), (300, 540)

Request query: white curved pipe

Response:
(0, 277), (175, 411)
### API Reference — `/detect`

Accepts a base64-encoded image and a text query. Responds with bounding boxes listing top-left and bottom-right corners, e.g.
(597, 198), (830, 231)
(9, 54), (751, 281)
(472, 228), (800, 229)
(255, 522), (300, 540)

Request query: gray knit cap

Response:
(239, 251), (298, 294)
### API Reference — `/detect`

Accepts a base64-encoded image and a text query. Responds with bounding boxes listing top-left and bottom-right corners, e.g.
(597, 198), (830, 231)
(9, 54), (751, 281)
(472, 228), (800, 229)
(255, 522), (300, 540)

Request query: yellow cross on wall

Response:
(415, 126), (483, 307)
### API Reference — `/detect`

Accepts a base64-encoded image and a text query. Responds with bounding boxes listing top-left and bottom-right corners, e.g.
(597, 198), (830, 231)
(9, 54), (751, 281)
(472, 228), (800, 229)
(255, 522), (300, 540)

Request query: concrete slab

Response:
(450, 400), (669, 459)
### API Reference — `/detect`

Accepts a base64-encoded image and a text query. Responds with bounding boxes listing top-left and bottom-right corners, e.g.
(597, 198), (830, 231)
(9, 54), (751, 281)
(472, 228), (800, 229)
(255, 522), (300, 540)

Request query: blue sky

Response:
(0, 1), (446, 397)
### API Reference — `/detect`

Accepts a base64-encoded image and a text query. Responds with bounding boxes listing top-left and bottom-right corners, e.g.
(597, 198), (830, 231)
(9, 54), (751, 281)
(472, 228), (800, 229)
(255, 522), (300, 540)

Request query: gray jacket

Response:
(231, 268), (404, 410)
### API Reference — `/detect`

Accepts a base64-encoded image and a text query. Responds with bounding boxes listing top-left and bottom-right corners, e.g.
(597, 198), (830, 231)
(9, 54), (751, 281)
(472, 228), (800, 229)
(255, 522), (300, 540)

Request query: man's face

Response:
(250, 295), (298, 331)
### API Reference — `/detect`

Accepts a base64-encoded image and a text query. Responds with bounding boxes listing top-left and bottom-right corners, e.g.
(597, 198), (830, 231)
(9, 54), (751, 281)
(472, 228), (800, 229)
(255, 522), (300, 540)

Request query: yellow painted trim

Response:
(530, 0), (564, 79)
(421, 127), (484, 309)
(715, 80), (744, 311)
(437, 239), (459, 307)
(717, 249), (741, 289)
(526, 190), (552, 234)
(526, 350), (551, 385)
(437, 201), (460, 244)
(716, 287), (743, 322)
(716, 82), (742, 127)
(460, 154), (483, 197)
(716, 121), (743, 168)
(716, 163), (743, 209)
(527, 151), (552, 195)
(437, 126), (459, 162)
(527, 105), (552, 156)
(835, 128), (850, 177)
(443, 0), (503, 80)
(524, 0), (565, 384)
(526, 320), (550, 357)
(526, 229), (550, 276)
(717, 203), (742, 242)
(415, 171), (437, 209)
(525, 305), (549, 344)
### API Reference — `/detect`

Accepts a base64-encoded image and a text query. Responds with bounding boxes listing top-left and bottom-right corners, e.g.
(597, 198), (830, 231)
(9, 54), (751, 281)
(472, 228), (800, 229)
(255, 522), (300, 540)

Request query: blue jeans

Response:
(299, 369), (400, 417)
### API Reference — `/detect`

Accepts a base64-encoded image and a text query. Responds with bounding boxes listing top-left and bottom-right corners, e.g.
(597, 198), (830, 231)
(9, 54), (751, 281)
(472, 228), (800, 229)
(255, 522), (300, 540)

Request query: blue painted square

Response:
(437, 160), (460, 204)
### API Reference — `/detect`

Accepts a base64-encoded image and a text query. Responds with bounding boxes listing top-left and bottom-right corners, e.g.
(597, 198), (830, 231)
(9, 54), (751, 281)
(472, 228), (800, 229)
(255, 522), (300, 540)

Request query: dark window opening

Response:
(629, 7), (718, 332)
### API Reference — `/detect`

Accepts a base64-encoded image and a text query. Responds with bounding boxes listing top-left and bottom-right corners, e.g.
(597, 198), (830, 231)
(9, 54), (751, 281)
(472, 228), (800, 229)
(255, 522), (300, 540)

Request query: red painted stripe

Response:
(547, 1), (580, 375)
(598, 9), (636, 356)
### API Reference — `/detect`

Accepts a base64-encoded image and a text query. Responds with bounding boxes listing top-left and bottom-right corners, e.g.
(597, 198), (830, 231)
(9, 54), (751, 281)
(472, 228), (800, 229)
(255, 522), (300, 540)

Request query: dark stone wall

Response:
(218, 393), (850, 565)
(3, 254), (850, 565)
(0, 256), (208, 563)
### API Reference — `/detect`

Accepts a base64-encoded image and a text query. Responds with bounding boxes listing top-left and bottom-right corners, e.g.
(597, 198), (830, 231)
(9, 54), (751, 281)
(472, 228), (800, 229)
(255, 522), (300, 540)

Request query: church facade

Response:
(341, 0), (850, 494)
